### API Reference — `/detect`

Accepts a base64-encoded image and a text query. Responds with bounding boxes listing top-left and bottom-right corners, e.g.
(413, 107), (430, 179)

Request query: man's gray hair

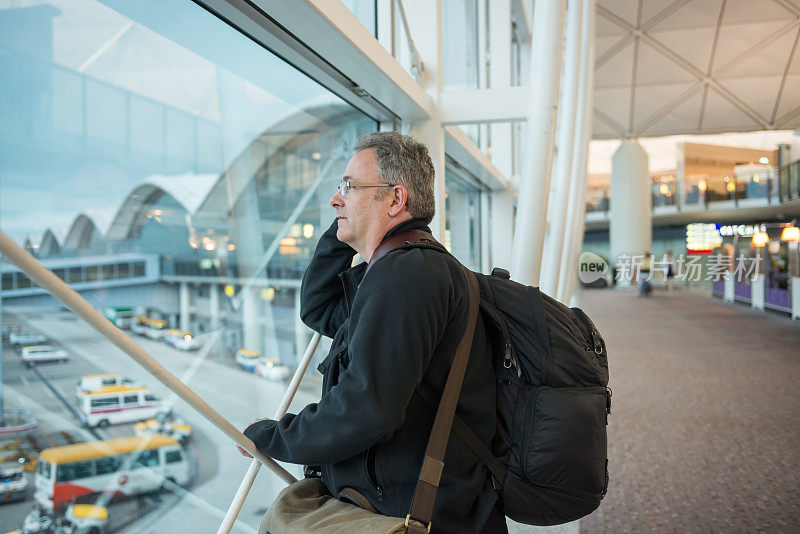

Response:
(353, 131), (436, 224)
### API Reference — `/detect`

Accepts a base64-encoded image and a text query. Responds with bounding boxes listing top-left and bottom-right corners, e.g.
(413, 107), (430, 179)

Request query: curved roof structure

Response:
(196, 100), (355, 217)
(38, 229), (61, 258)
(105, 174), (217, 242)
(63, 209), (114, 250)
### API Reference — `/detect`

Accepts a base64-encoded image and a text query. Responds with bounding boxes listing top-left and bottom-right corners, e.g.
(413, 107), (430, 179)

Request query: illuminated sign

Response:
(719, 224), (767, 237)
(685, 223), (722, 254)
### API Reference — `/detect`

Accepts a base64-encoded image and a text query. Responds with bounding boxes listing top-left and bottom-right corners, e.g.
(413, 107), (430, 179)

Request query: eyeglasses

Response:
(337, 180), (394, 197)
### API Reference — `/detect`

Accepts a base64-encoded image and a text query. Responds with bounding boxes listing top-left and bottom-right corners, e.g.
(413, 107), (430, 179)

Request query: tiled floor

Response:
(574, 288), (800, 533)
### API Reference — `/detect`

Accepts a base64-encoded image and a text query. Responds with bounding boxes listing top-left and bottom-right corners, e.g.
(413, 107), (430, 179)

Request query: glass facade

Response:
(443, 0), (481, 146)
(442, 0), (479, 92)
(341, 0), (377, 36)
(444, 162), (484, 271)
(0, 1), (375, 531)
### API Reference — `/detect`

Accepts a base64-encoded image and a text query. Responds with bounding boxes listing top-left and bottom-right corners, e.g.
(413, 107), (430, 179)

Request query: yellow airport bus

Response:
(35, 435), (190, 510)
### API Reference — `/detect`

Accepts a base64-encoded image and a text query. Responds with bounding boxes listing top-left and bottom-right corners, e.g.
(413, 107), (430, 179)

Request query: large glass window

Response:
(442, 0), (482, 146)
(341, 0), (376, 36)
(442, 0), (480, 92)
(134, 449), (160, 469)
(0, 0), (376, 531)
(445, 162), (485, 271)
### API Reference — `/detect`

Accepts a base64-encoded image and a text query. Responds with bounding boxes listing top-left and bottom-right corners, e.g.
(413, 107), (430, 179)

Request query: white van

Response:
(76, 374), (138, 399)
(79, 386), (162, 428)
(20, 345), (68, 366)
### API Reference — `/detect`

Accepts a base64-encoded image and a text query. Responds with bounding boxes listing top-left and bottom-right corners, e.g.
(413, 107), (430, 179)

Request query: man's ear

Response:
(387, 185), (408, 217)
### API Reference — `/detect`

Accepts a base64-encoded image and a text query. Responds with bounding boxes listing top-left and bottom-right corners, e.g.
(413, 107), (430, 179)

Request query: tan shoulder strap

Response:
(406, 265), (480, 534)
(365, 229), (481, 533)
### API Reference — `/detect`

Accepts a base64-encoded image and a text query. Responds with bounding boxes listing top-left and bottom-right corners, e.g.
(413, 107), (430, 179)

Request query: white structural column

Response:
(262, 294), (281, 360)
(209, 283), (220, 330)
(405, 0), (446, 241)
(675, 141), (686, 210)
(241, 287), (260, 353)
(540, 0), (584, 295)
(751, 274), (766, 310)
(179, 282), (191, 332)
(218, 67), (264, 353)
(511, 0), (568, 286)
(294, 289), (310, 363)
(557, 0), (596, 305)
(609, 140), (652, 288)
(489, 0), (515, 272)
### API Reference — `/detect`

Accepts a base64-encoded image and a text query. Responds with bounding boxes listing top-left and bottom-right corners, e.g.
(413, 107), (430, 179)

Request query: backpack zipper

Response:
(503, 341), (521, 378)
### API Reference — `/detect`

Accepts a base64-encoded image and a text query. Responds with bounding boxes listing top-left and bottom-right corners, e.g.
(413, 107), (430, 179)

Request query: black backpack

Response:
(374, 231), (612, 526)
(472, 267), (611, 525)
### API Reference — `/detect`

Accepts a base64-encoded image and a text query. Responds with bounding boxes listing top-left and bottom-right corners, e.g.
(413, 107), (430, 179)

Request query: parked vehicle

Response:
(78, 386), (162, 428)
(10, 332), (46, 346)
(20, 346), (68, 367)
(161, 329), (182, 342)
(103, 308), (133, 329)
(64, 504), (109, 534)
(165, 331), (203, 351)
(75, 374), (138, 399)
(142, 319), (168, 340)
(235, 349), (261, 372)
(134, 413), (192, 444)
(130, 316), (149, 336)
(0, 460), (28, 503)
(0, 437), (36, 473)
(20, 508), (71, 534)
(35, 435), (189, 510)
(255, 358), (292, 381)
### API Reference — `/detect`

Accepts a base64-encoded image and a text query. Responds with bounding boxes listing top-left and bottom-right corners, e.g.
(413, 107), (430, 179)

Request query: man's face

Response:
(330, 148), (387, 249)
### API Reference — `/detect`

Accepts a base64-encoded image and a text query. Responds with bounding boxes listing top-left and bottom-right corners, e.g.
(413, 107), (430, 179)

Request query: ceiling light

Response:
(752, 232), (769, 247)
(780, 226), (799, 242)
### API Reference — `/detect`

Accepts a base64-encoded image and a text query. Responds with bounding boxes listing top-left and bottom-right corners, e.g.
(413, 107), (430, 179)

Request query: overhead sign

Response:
(686, 223), (722, 254)
(719, 224), (766, 237)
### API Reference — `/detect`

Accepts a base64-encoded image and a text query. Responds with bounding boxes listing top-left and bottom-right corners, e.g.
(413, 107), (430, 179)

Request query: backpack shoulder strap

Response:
(416, 383), (506, 489)
(366, 229), (443, 275)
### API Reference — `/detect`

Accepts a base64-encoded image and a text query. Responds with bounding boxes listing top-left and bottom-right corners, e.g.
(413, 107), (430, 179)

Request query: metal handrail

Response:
(217, 332), (321, 534)
(218, 255), (361, 532)
(0, 228), (297, 482)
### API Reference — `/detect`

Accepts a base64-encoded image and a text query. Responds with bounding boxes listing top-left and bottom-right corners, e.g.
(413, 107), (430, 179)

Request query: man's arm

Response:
(244, 249), (463, 465)
(300, 219), (356, 338)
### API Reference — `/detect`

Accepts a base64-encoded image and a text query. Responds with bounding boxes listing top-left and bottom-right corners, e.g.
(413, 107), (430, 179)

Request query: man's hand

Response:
(236, 418), (271, 458)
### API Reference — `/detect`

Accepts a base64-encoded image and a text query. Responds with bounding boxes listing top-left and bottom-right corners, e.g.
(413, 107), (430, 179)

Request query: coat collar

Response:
(337, 218), (432, 313)
(378, 218), (432, 245)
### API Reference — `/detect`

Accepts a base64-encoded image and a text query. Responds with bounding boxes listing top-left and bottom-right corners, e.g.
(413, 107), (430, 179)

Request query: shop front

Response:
(708, 221), (799, 318)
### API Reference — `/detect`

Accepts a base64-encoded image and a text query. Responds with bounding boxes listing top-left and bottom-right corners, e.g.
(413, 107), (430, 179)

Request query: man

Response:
(240, 131), (505, 533)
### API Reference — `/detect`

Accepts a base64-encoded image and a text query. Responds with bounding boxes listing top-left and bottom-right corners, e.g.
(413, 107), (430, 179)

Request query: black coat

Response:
(244, 218), (506, 533)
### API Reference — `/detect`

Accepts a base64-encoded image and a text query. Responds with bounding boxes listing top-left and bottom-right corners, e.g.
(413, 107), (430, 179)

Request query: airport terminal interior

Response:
(0, 0), (799, 532)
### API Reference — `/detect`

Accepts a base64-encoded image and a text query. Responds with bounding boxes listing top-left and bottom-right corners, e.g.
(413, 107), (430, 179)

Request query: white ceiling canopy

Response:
(594, 0), (800, 139)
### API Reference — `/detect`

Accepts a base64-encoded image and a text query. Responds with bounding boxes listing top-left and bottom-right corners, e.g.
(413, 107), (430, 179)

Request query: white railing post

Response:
(217, 332), (322, 534)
